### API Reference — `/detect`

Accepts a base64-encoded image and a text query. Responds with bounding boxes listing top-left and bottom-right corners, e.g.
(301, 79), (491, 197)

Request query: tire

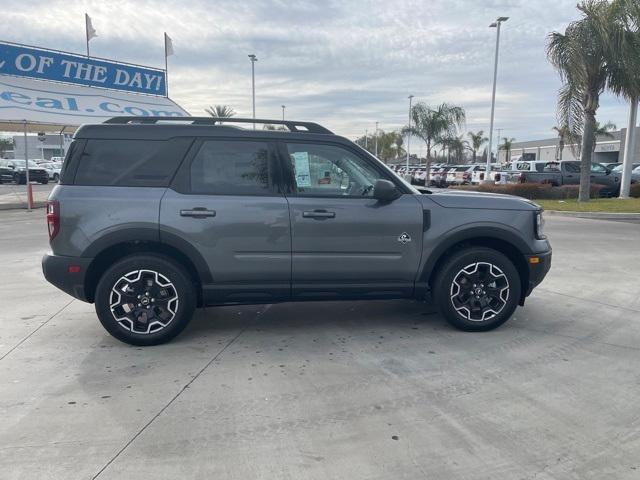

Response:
(94, 254), (196, 346)
(14, 173), (24, 185)
(432, 247), (521, 331)
(53, 173), (60, 183)
(40, 178), (49, 184)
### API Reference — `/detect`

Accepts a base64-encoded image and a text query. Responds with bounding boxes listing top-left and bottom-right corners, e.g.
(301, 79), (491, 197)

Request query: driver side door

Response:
(279, 141), (424, 300)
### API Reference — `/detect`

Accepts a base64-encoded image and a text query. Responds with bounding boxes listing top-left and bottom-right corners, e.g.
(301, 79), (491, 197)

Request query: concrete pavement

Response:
(0, 210), (639, 479)
(0, 183), (54, 209)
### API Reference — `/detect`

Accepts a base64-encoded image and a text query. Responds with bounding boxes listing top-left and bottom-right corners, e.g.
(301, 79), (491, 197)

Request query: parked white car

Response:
(39, 162), (63, 182)
(469, 164), (507, 185)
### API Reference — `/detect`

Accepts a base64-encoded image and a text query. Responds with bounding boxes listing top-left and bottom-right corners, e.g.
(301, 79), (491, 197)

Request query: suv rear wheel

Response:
(94, 254), (196, 346)
(433, 247), (521, 331)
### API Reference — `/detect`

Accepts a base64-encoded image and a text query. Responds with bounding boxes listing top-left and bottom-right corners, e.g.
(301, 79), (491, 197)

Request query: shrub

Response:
(455, 182), (604, 199)
(630, 182), (640, 198)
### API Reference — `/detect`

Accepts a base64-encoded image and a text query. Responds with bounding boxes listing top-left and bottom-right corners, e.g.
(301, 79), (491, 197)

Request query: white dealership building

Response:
(498, 127), (640, 165)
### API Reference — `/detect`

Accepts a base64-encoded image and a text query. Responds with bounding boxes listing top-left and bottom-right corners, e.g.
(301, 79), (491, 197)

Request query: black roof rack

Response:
(103, 116), (333, 134)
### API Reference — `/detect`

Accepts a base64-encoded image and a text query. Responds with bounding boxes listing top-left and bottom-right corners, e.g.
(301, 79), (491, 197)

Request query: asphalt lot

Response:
(1, 210), (639, 480)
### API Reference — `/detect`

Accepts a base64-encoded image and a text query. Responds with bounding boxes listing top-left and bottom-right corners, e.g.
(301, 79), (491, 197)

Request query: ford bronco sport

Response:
(42, 117), (551, 345)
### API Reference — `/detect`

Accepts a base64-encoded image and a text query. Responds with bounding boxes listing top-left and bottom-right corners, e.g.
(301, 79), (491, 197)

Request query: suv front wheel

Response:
(433, 247), (521, 331)
(94, 254), (196, 346)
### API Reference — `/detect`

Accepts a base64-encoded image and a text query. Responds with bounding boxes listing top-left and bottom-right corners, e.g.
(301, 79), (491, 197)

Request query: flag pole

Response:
(164, 32), (169, 97)
(85, 14), (90, 58)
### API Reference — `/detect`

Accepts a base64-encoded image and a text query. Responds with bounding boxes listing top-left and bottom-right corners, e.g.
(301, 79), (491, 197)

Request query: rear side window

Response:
(190, 140), (271, 195)
(74, 138), (192, 187)
(563, 162), (580, 173)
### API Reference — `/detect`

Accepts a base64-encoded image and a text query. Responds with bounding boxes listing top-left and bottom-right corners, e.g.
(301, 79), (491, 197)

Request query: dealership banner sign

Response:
(0, 41), (167, 96)
(0, 75), (187, 126)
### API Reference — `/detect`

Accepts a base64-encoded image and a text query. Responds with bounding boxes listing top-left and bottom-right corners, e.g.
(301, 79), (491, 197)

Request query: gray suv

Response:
(42, 117), (551, 345)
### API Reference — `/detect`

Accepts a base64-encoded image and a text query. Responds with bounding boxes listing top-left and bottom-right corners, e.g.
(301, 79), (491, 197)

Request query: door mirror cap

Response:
(373, 179), (401, 202)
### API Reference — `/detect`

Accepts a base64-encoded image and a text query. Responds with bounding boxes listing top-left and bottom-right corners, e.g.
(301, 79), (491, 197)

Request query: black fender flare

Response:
(418, 223), (532, 285)
(81, 226), (213, 284)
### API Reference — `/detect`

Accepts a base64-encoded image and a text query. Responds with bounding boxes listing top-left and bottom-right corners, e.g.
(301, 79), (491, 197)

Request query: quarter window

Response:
(75, 138), (191, 187)
(286, 143), (382, 197)
(190, 140), (271, 195)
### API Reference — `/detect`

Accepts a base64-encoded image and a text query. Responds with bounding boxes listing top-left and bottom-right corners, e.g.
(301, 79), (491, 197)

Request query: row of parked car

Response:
(0, 158), (63, 184)
(391, 160), (640, 195)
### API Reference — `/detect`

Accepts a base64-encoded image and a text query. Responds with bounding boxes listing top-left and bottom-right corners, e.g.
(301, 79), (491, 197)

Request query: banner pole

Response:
(85, 14), (90, 58)
(164, 33), (169, 97)
(23, 120), (32, 211)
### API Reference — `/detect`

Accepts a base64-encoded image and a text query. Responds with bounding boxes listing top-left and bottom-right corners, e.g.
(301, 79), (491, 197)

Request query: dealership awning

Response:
(0, 75), (189, 133)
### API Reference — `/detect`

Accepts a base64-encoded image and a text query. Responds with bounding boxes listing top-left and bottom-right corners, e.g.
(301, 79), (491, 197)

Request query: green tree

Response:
(467, 130), (488, 162)
(0, 138), (12, 158)
(591, 120), (616, 150)
(205, 105), (236, 118)
(498, 137), (516, 163)
(608, 0), (640, 197)
(552, 124), (576, 160)
(355, 130), (405, 162)
(547, 0), (631, 201)
(403, 102), (465, 183)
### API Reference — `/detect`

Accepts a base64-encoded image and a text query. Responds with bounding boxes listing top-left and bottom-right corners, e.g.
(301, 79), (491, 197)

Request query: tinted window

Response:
(563, 162), (580, 173)
(286, 143), (382, 197)
(591, 163), (607, 174)
(75, 138), (191, 186)
(190, 140), (270, 195)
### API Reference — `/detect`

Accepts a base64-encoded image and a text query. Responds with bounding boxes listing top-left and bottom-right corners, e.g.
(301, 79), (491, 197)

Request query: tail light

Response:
(463, 172), (471, 180)
(46, 200), (60, 241)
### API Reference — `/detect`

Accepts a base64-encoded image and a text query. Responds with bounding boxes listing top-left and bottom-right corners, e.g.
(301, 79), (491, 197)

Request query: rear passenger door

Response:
(160, 138), (291, 304)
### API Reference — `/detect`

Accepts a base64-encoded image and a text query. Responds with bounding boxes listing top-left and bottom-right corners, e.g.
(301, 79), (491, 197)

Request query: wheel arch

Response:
(83, 234), (211, 306)
(420, 227), (531, 305)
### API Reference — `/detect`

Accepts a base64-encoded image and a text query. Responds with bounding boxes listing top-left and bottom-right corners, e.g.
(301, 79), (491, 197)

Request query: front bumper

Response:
(524, 249), (552, 298)
(42, 253), (93, 302)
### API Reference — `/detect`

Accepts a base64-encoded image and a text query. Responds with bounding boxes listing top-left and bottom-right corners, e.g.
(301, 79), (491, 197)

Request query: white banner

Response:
(0, 75), (188, 127)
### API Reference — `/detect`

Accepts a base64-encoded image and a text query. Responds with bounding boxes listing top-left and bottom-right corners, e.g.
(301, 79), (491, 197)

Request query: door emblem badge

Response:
(397, 232), (412, 244)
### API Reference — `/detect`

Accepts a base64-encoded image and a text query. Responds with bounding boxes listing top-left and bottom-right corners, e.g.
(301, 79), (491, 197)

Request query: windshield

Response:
(10, 160), (26, 168)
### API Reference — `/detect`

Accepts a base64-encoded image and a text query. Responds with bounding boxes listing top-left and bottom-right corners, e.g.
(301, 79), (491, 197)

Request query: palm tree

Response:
(467, 130), (488, 162)
(403, 102), (465, 183)
(591, 121), (616, 150)
(354, 130), (405, 162)
(552, 124), (576, 160)
(608, 0), (640, 197)
(547, 0), (630, 201)
(498, 137), (516, 163)
(205, 105), (236, 118)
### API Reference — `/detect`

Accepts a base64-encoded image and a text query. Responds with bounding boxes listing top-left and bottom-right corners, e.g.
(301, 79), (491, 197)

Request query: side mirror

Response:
(373, 179), (401, 202)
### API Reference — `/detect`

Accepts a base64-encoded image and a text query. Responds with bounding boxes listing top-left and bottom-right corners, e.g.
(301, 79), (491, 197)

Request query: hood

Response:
(424, 189), (539, 211)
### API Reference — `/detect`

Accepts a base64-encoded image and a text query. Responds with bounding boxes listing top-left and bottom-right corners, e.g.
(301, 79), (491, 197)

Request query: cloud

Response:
(1, 0), (633, 145)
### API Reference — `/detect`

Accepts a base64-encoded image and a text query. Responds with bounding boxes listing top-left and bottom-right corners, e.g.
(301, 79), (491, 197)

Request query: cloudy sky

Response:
(3, 0), (633, 146)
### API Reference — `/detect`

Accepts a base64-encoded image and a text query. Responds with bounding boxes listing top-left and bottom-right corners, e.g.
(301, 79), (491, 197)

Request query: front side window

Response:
(190, 140), (270, 195)
(590, 163), (607, 174)
(563, 162), (580, 173)
(286, 143), (382, 197)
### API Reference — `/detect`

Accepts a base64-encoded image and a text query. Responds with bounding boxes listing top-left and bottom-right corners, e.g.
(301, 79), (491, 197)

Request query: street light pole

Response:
(248, 54), (258, 128)
(281, 105), (285, 121)
(406, 95), (414, 174)
(375, 121), (379, 158)
(485, 16), (508, 182)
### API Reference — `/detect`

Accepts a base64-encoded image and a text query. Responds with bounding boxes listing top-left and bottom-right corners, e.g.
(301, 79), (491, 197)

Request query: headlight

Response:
(535, 210), (545, 239)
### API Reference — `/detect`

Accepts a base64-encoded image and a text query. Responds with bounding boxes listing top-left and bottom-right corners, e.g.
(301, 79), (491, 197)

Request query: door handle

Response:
(303, 210), (335, 219)
(180, 208), (216, 218)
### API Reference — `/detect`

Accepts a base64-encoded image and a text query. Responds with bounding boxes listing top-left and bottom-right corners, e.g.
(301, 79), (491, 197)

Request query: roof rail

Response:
(104, 116), (333, 134)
